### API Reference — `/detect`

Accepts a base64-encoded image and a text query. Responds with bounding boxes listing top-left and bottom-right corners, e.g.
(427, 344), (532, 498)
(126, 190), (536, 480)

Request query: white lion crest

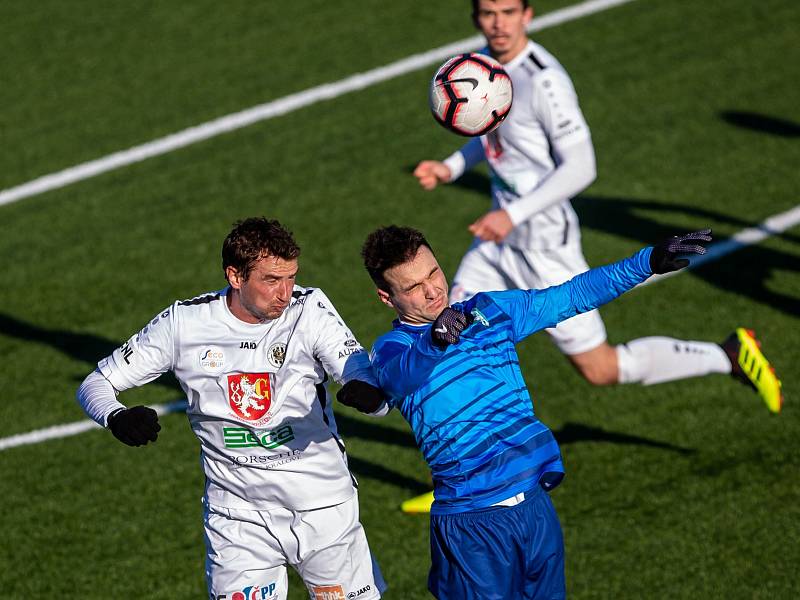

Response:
(230, 375), (265, 417)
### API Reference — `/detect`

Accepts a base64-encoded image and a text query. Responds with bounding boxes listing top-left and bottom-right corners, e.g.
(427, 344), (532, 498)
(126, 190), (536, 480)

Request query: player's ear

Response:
(377, 288), (394, 309)
(523, 5), (534, 25)
(226, 266), (243, 290)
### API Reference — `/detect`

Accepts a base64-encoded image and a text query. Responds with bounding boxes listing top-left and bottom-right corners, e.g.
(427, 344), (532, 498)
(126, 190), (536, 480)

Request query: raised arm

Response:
(495, 230), (712, 342)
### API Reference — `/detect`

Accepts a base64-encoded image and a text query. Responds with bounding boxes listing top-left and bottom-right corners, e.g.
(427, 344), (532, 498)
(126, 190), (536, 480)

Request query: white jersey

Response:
(98, 285), (374, 511)
(482, 41), (591, 250)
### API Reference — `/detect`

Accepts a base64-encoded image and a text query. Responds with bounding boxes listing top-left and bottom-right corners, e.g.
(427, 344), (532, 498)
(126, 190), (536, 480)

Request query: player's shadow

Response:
(572, 194), (800, 318)
(553, 422), (694, 455)
(0, 311), (181, 390)
(719, 110), (800, 138)
(437, 169), (800, 317)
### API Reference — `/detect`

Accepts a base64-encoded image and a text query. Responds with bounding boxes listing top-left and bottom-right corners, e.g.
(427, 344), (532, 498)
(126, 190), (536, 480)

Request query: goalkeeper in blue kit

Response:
(337, 225), (712, 599)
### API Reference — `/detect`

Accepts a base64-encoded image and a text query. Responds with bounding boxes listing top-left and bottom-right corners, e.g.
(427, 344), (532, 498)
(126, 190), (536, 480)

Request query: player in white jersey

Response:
(77, 218), (386, 600)
(411, 0), (782, 418)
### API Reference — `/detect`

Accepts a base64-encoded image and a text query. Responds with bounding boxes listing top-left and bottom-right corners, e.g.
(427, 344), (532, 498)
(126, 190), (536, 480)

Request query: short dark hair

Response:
(471, 0), (530, 18)
(361, 225), (433, 292)
(222, 217), (300, 282)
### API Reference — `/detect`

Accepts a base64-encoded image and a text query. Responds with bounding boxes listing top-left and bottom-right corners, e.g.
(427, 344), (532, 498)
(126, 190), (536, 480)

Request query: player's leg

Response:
(505, 243), (747, 390)
(428, 488), (564, 600)
(501, 243), (617, 383)
(290, 494), (385, 600)
(616, 336), (731, 385)
(449, 240), (512, 303)
(522, 487), (565, 600)
(204, 503), (289, 600)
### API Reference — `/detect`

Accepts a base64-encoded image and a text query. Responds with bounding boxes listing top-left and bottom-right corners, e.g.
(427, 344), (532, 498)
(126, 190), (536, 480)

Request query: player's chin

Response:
(264, 304), (289, 320)
(428, 296), (446, 314)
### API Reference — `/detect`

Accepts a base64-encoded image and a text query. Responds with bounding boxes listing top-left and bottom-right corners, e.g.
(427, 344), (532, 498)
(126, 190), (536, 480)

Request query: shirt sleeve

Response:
(443, 137), (486, 181)
(98, 305), (176, 392)
(503, 138), (596, 225)
(76, 368), (126, 427)
(531, 67), (591, 154)
(370, 327), (444, 402)
(493, 247), (654, 342)
(309, 290), (377, 386)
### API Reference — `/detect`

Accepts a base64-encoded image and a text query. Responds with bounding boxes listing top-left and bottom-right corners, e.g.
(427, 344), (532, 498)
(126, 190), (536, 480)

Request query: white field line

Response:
(0, 401), (188, 451)
(0, 0), (637, 207)
(640, 204), (800, 287)
(2, 205), (799, 453)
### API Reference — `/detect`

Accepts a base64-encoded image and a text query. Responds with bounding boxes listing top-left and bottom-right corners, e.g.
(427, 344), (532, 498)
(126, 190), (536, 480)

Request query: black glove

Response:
(107, 405), (161, 446)
(336, 380), (385, 414)
(431, 307), (472, 348)
(649, 229), (712, 274)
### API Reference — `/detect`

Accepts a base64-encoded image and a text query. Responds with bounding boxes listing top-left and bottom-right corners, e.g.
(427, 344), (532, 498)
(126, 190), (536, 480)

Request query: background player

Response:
(413, 0), (781, 410)
(350, 225), (710, 598)
(76, 218), (385, 600)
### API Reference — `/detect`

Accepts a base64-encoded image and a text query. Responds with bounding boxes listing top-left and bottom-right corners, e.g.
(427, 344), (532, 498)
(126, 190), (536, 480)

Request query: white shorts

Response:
(204, 493), (384, 600)
(450, 240), (607, 355)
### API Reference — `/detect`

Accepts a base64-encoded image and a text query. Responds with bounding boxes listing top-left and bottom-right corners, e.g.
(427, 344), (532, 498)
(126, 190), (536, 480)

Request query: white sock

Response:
(616, 337), (732, 385)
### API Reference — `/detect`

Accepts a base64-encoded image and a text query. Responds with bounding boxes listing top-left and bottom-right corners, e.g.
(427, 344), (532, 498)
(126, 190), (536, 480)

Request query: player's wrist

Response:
(442, 153), (464, 181)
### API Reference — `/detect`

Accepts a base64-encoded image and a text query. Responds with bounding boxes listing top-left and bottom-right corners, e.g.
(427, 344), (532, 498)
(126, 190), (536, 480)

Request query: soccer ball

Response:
(429, 53), (513, 137)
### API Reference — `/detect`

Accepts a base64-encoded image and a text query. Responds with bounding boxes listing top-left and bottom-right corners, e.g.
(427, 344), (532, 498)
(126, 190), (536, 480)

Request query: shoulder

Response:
(169, 289), (225, 322)
(175, 290), (224, 310)
(514, 42), (575, 91)
(288, 284), (316, 308)
(373, 325), (417, 354)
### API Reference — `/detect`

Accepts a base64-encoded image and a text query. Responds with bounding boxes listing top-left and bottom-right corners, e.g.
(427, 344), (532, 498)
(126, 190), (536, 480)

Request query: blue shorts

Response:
(428, 486), (565, 600)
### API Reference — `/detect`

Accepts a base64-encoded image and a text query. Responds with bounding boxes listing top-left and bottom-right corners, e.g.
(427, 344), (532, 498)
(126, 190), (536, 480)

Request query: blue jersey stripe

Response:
(371, 250), (652, 513)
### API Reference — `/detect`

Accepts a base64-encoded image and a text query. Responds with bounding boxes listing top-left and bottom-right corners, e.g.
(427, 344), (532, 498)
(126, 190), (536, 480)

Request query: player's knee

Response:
(579, 364), (617, 386)
(571, 350), (619, 386)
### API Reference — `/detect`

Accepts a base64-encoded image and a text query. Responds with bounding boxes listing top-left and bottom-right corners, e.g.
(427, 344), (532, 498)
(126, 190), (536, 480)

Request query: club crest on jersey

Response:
(471, 308), (490, 327)
(227, 373), (275, 424)
(267, 342), (287, 369)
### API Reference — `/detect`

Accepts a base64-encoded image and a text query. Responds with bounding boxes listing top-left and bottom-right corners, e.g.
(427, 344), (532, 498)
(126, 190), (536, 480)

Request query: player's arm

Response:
(496, 139), (595, 229)
(414, 137), (485, 190)
(75, 306), (176, 445)
(310, 290), (389, 416)
(497, 231), (712, 342)
(77, 370), (160, 446)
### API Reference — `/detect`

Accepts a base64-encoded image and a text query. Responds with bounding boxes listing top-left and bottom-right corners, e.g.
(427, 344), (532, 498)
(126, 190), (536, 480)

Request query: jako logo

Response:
(347, 584), (372, 599)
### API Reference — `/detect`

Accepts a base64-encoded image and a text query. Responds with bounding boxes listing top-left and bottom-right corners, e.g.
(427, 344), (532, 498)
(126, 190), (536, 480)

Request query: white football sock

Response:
(616, 337), (732, 385)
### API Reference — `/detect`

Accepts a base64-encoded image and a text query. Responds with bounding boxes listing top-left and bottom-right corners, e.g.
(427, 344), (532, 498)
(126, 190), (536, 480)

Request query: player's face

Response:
(378, 246), (449, 326)
(227, 255), (298, 323)
(473, 0), (533, 63)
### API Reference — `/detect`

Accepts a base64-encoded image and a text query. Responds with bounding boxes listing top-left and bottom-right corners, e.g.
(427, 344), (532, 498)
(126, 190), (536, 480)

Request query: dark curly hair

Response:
(361, 225), (433, 292)
(222, 217), (300, 282)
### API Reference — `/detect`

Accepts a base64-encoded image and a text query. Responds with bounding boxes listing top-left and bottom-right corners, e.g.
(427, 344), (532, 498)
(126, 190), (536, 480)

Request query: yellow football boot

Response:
(723, 328), (783, 413)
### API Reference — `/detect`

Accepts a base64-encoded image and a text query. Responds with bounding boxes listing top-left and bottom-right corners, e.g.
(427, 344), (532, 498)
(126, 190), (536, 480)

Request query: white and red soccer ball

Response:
(429, 52), (513, 137)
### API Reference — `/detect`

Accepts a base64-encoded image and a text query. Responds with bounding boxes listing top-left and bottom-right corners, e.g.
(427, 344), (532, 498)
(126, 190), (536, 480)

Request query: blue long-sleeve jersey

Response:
(371, 247), (654, 514)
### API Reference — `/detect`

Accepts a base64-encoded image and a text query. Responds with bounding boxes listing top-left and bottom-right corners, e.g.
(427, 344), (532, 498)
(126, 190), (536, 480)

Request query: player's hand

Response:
(649, 229), (712, 274)
(469, 209), (514, 243)
(431, 307), (472, 348)
(107, 405), (161, 446)
(414, 160), (451, 190)
(336, 380), (386, 414)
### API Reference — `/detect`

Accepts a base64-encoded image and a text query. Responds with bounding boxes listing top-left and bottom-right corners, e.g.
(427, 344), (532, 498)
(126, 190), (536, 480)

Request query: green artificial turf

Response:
(1, 0), (798, 597)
